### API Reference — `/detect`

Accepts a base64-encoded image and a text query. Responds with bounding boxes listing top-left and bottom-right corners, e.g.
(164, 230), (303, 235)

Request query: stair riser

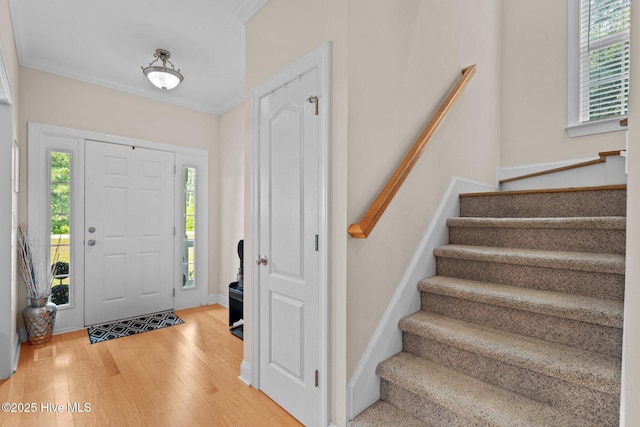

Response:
(356, 188), (627, 425)
(349, 402), (426, 427)
(448, 227), (626, 254)
(420, 292), (622, 357)
(403, 333), (619, 426)
(380, 380), (485, 427)
(436, 258), (624, 300)
(459, 189), (626, 218)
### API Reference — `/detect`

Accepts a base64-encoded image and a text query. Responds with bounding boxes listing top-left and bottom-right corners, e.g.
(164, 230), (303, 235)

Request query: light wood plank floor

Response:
(0, 305), (302, 427)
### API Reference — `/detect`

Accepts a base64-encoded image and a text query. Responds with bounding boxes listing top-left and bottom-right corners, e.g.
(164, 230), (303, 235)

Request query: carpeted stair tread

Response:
(376, 352), (599, 427)
(355, 186), (626, 425)
(419, 276), (623, 328)
(350, 401), (426, 427)
(458, 185), (627, 218)
(434, 244), (625, 274)
(447, 216), (626, 230)
(398, 311), (620, 394)
(447, 216), (626, 255)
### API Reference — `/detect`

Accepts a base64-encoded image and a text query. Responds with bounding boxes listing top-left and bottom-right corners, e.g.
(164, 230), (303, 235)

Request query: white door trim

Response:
(249, 42), (330, 426)
(174, 152), (209, 310)
(28, 122), (209, 332)
(0, 44), (19, 380)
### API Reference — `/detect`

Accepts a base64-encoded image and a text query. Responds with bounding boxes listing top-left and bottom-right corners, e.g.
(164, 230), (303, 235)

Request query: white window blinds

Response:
(579, 0), (631, 123)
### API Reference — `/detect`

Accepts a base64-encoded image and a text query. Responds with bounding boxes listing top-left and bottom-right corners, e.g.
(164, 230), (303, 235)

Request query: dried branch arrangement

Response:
(17, 224), (59, 299)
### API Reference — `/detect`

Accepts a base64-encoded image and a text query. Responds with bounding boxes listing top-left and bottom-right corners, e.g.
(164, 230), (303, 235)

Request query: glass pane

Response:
(183, 167), (196, 288)
(582, 0), (631, 121)
(589, 0), (630, 41)
(587, 39), (629, 120)
(186, 263), (195, 286)
(50, 151), (71, 306)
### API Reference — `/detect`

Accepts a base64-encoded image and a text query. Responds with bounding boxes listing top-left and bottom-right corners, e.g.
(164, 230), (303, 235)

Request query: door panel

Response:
(258, 67), (320, 426)
(270, 107), (304, 280)
(85, 141), (174, 326)
(270, 291), (304, 381)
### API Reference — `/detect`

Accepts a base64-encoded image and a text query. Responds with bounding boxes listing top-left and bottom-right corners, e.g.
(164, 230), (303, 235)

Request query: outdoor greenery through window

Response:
(50, 151), (71, 306)
(580, 0), (630, 122)
(183, 167), (196, 288)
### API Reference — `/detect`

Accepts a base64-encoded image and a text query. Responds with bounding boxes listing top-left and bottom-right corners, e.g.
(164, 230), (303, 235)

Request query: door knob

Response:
(255, 256), (268, 266)
(87, 239), (96, 246)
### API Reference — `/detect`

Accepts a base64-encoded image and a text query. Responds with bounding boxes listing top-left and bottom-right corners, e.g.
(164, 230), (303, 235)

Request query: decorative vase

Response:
(22, 297), (57, 345)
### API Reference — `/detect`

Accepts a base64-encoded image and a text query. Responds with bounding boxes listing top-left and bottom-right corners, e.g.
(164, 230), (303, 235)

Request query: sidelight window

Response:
(50, 151), (71, 306)
(182, 167), (196, 288)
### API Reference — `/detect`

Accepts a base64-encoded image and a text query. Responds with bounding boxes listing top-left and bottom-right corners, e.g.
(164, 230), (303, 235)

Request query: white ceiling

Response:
(9, 0), (268, 115)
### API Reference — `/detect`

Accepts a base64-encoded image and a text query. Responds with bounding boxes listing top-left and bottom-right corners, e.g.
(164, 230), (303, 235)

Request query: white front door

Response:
(256, 67), (321, 425)
(84, 140), (175, 325)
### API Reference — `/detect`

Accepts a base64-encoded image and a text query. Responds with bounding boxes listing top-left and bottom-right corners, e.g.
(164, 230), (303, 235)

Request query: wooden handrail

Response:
(348, 65), (477, 239)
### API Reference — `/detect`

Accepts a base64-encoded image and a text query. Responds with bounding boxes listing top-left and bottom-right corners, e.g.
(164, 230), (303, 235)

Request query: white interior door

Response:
(257, 67), (320, 426)
(84, 140), (175, 326)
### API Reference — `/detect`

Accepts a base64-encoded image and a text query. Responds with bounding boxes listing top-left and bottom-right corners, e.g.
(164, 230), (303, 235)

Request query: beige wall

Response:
(17, 67), (222, 304)
(7, 0), (636, 423)
(622, 1), (639, 425)
(219, 103), (245, 295)
(501, 0), (626, 166)
(346, 0), (501, 377)
(18, 67), (219, 150)
(246, 1), (500, 424)
(245, 0), (349, 424)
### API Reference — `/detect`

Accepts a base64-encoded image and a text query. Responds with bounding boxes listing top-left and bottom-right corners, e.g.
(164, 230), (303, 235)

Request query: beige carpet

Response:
(352, 185), (625, 427)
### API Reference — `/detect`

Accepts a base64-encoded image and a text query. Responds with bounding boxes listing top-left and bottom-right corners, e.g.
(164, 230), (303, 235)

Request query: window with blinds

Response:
(579, 0), (630, 123)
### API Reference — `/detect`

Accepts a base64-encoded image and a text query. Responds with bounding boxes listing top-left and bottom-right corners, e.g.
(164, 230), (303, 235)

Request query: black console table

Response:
(228, 282), (243, 339)
(228, 239), (244, 340)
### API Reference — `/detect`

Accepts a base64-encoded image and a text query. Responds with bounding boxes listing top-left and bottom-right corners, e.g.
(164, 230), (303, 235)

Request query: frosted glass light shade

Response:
(144, 67), (183, 90)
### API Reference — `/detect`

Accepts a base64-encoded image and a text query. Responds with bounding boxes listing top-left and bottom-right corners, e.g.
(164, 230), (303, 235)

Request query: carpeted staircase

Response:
(351, 185), (626, 427)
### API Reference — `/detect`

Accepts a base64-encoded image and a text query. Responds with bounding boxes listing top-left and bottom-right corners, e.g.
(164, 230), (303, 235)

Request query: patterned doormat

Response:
(87, 311), (184, 344)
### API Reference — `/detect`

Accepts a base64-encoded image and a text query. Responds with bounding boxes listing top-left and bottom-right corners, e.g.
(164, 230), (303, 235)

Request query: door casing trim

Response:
(27, 122), (209, 332)
(0, 43), (19, 380)
(249, 42), (330, 427)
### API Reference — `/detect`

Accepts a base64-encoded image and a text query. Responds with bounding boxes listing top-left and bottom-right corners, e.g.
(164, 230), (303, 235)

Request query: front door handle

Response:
(87, 239), (96, 246)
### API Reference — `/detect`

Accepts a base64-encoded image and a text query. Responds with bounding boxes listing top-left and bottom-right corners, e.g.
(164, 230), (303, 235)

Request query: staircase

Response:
(351, 185), (626, 427)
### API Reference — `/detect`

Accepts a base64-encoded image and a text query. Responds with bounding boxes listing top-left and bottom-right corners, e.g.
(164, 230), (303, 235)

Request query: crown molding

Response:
(232, 0), (269, 24)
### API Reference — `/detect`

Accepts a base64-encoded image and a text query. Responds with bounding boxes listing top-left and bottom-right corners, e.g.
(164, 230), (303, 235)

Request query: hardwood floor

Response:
(0, 305), (302, 427)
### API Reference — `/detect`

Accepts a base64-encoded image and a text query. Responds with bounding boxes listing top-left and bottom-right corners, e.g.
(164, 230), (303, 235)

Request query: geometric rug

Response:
(87, 311), (184, 344)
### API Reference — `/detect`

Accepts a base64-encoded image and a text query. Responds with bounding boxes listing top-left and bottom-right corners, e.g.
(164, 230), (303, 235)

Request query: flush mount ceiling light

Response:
(141, 48), (184, 90)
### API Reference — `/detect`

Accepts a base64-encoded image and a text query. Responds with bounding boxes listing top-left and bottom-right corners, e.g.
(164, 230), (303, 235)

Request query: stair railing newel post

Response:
(17, 224), (59, 345)
(348, 65), (476, 239)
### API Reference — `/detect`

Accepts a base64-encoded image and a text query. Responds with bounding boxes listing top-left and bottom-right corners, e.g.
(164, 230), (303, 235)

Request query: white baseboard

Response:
(17, 327), (27, 342)
(346, 177), (495, 421)
(496, 157), (593, 183)
(12, 332), (21, 374)
(52, 325), (85, 335)
(497, 154), (627, 191)
(207, 293), (229, 308)
(239, 360), (252, 386)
